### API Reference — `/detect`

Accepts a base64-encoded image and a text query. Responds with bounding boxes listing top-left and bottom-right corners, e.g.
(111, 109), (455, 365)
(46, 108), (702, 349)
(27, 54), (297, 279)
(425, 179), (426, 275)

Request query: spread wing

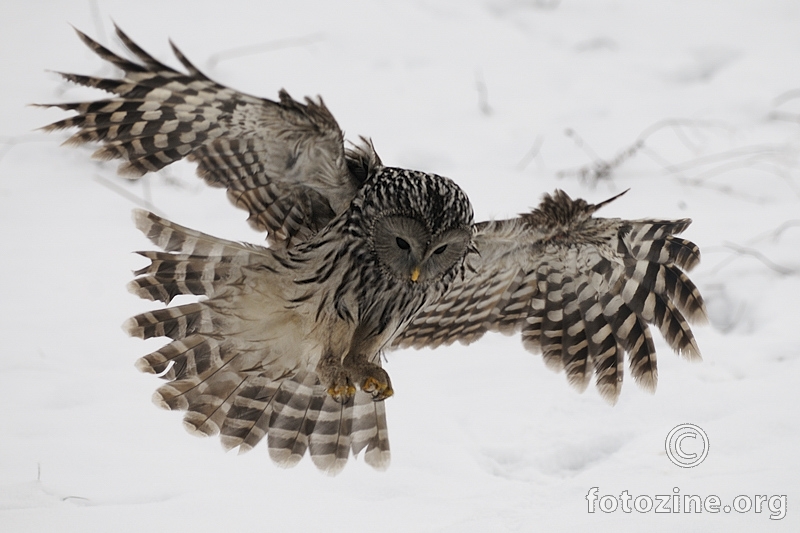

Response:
(393, 190), (708, 403)
(40, 24), (379, 248)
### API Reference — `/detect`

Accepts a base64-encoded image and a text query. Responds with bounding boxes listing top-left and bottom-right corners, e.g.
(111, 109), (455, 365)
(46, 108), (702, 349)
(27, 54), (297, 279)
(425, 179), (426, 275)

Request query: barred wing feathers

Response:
(394, 190), (707, 403)
(40, 25), (367, 248)
(126, 210), (389, 473)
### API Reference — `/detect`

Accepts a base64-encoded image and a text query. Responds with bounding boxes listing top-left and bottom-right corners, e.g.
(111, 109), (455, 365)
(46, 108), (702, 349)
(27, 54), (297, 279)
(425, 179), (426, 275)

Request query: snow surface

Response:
(2, 1), (799, 531)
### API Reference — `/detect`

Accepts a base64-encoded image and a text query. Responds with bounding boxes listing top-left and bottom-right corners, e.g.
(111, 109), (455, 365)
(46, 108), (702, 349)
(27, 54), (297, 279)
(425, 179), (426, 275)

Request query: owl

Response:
(41, 26), (707, 474)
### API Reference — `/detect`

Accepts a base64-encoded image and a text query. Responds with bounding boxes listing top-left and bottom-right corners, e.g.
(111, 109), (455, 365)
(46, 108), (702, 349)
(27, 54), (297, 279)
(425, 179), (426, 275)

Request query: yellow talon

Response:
(363, 377), (393, 398)
(363, 376), (383, 392)
(327, 385), (355, 398)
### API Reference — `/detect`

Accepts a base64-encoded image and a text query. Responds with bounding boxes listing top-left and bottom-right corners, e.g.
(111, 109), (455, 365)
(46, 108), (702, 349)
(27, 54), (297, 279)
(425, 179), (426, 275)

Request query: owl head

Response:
(359, 168), (474, 284)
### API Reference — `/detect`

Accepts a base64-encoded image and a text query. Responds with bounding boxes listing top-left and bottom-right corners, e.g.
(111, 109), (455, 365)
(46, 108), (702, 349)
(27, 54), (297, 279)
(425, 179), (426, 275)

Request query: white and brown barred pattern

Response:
(125, 211), (389, 473)
(42, 27), (708, 472)
(394, 191), (707, 403)
(39, 24), (363, 248)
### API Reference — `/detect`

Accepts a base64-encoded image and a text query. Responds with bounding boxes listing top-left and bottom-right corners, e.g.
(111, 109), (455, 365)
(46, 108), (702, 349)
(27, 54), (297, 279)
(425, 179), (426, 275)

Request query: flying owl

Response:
(41, 26), (707, 474)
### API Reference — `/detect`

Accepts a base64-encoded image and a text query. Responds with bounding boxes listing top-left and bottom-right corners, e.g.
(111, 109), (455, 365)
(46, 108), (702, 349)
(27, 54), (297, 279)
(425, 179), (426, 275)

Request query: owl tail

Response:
(219, 370), (391, 474)
(125, 209), (390, 474)
(144, 365), (390, 475)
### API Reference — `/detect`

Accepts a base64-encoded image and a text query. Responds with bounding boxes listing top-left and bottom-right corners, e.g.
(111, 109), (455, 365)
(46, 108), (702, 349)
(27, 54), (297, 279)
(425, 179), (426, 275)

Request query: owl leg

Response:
(316, 352), (393, 402)
(317, 351), (356, 402)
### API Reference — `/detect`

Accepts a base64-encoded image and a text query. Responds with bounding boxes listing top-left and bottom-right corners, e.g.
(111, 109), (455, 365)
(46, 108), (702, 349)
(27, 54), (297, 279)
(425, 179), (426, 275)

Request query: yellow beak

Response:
(410, 267), (421, 282)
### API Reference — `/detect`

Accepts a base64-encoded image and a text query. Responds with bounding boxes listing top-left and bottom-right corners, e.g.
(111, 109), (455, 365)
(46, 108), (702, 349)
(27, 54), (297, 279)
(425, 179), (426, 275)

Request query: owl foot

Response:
(362, 375), (394, 401)
(327, 383), (356, 403)
(318, 354), (393, 402)
(354, 365), (393, 401)
(319, 364), (356, 403)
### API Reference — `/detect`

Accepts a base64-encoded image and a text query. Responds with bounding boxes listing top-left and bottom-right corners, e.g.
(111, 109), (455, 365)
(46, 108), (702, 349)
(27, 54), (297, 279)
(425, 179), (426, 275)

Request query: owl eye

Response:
(396, 237), (410, 250)
(432, 244), (447, 255)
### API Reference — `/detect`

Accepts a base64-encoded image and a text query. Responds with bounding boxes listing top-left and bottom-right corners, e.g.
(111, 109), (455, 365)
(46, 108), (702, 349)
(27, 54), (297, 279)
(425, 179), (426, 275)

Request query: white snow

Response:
(1, 1), (799, 531)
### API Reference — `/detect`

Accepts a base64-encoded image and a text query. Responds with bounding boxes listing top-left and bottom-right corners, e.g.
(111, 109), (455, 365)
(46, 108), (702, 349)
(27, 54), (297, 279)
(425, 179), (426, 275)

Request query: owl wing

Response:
(393, 190), (708, 403)
(41, 25), (377, 248)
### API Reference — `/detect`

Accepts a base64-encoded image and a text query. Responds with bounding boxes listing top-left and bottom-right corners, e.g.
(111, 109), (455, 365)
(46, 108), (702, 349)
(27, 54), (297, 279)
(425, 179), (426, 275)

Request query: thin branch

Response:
(767, 111), (800, 124)
(773, 88), (800, 107)
(475, 69), (492, 116)
(0, 134), (57, 166)
(553, 118), (726, 185)
(92, 173), (162, 214)
(766, 220), (800, 242)
(641, 139), (800, 201)
(660, 144), (785, 174)
(206, 33), (326, 70)
(516, 135), (543, 171)
(559, 118), (735, 183)
(746, 219), (800, 244)
(635, 118), (735, 153)
(61, 496), (91, 503)
(708, 242), (798, 276)
(557, 128), (643, 186)
(142, 173), (153, 208)
(563, 128), (601, 162)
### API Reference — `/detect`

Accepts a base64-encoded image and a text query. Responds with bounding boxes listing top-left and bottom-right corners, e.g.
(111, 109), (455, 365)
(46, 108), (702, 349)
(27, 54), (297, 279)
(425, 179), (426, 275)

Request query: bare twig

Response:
(206, 33), (326, 71)
(640, 138), (800, 201)
(765, 220), (800, 242)
(563, 128), (601, 161)
(61, 496), (91, 503)
(745, 219), (800, 244)
(557, 119), (737, 187)
(673, 177), (771, 202)
(142, 173), (153, 208)
(708, 242), (798, 276)
(555, 113), (800, 202)
(0, 134), (56, 166)
(636, 118), (734, 153)
(773, 88), (800, 107)
(92, 173), (161, 214)
(557, 128), (643, 186)
(516, 135), (543, 171)
(661, 144), (787, 174)
(475, 69), (492, 116)
(768, 111), (800, 124)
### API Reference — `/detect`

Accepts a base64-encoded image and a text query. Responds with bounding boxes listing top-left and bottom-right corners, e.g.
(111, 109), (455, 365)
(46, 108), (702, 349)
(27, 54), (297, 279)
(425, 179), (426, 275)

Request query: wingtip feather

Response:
(123, 316), (144, 338)
(134, 356), (155, 374)
(364, 448), (391, 471)
(268, 447), (304, 469)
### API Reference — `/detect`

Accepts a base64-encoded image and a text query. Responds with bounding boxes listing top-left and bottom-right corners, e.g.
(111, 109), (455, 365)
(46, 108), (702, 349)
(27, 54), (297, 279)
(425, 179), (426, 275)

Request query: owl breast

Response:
(276, 166), (475, 360)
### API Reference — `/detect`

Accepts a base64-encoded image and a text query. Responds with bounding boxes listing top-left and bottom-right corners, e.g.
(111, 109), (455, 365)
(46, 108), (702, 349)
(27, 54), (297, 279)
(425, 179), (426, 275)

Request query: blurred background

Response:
(1, 1), (798, 531)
